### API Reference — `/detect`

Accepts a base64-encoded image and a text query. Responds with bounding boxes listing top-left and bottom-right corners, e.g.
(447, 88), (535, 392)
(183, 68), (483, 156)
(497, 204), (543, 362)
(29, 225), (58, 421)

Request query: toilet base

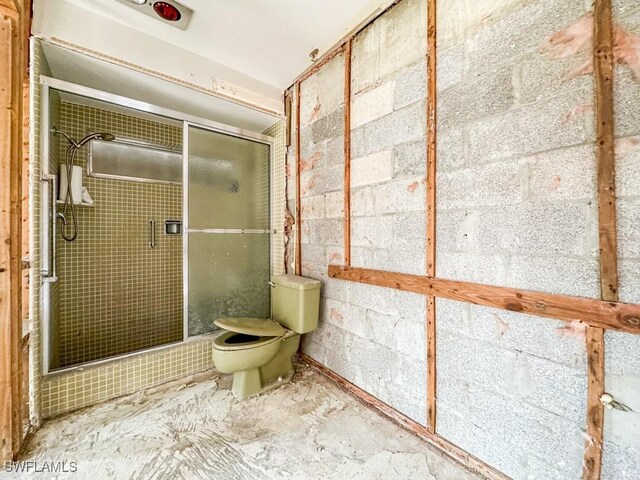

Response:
(231, 333), (300, 399)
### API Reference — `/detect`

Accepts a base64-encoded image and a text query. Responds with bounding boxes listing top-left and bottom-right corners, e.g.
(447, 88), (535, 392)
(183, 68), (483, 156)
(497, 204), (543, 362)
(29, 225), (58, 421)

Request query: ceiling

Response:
(42, 43), (279, 132)
(54, 0), (394, 90)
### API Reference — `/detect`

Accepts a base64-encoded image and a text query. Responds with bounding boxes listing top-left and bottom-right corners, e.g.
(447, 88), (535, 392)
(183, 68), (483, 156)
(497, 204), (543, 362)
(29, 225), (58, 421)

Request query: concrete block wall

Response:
(436, 0), (600, 298)
(605, 2), (640, 478)
(287, 0), (640, 478)
(350, 0), (427, 275)
(297, 1), (428, 424)
(436, 299), (587, 479)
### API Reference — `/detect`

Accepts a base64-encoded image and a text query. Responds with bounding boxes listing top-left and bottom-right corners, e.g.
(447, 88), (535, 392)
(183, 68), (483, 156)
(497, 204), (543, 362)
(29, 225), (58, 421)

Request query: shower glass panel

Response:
(186, 125), (271, 336)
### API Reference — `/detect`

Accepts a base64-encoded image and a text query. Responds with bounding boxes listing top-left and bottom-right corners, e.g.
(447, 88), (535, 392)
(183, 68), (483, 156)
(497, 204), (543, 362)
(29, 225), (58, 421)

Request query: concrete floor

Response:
(9, 364), (480, 480)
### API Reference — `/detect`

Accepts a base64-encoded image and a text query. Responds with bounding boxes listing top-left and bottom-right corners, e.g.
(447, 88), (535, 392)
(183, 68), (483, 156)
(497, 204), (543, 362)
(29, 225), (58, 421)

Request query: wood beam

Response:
(425, 0), (437, 434)
(343, 39), (352, 267)
(295, 82), (302, 276)
(584, 0), (616, 478)
(328, 266), (640, 335)
(0, 0), (27, 462)
(300, 353), (510, 480)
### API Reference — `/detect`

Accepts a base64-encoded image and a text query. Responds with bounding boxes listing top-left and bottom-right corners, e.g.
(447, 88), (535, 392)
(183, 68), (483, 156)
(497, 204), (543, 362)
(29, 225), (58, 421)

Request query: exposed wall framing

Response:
(585, 0), (617, 478)
(288, 0), (635, 478)
(0, 0), (30, 462)
(343, 39), (352, 267)
(294, 82), (302, 276)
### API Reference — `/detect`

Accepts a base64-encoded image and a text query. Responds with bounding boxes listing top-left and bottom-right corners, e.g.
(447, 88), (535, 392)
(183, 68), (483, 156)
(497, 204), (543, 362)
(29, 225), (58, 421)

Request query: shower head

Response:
(52, 128), (115, 148)
(77, 132), (115, 147)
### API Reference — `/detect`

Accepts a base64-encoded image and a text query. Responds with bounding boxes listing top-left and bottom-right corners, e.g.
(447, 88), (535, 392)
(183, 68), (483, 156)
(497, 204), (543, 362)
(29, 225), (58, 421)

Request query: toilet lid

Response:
(214, 317), (286, 337)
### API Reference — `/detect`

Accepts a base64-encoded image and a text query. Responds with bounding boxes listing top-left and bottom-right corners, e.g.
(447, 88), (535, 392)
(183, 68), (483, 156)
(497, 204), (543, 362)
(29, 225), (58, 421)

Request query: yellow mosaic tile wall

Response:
(54, 101), (183, 368)
(41, 335), (215, 418)
(264, 119), (286, 276)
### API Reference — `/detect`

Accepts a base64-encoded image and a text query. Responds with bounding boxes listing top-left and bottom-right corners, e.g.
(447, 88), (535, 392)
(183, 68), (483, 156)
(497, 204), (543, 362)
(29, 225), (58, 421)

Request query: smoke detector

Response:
(116, 0), (193, 30)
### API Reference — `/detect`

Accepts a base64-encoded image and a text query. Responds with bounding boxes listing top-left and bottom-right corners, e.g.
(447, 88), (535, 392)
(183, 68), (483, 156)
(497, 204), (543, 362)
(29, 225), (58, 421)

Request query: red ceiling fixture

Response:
(153, 1), (181, 21)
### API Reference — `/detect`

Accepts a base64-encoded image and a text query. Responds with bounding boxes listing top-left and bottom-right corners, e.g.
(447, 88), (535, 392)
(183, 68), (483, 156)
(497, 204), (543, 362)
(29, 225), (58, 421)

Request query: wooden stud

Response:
(295, 82), (302, 276)
(584, 0), (617, 478)
(328, 266), (640, 335)
(300, 353), (510, 480)
(1, 0), (27, 462)
(425, 0), (437, 434)
(343, 39), (352, 267)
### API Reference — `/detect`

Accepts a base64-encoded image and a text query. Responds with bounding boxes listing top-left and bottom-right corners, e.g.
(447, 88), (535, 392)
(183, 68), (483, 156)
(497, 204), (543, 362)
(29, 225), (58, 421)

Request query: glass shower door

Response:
(185, 124), (271, 336)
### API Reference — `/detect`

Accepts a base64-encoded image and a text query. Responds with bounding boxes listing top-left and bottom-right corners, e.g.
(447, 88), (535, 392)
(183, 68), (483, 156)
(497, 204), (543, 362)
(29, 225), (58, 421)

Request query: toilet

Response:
(212, 274), (321, 399)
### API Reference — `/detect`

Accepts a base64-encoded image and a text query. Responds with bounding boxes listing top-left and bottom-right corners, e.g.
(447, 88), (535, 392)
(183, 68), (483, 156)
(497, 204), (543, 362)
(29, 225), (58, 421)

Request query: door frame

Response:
(0, 0), (31, 463)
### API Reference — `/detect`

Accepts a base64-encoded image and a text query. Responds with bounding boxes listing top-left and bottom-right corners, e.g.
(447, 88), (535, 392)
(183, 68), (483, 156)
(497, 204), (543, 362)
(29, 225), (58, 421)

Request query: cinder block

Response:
(375, 247), (426, 276)
(351, 0), (427, 93)
(350, 246), (377, 270)
(351, 215), (393, 248)
(519, 50), (594, 105)
(301, 194), (325, 220)
(474, 203), (592, 256)
(436, 252), (507, 285)
(351, 81), (395, 129)
(349, 282), (398, 315)
(395, 290), (427, 323)
(351, 186), (376, 217)
(323, 278), (349, 303)
(393, 317), (426, 361)
(316, 51), (346, 119)
(618, 259), (640, 304)
(527, 144), (597, 202)
(301, 243), (325, 264)
(436, 160), (526, 210)
(307, 218), (343, 247)
(467, 88), (593, 164)
(372, 175), (426, 215)
(435, 298), (472, 336)
(300, 164), (344, 197)
(605, 330), (640, 377)
(299, 75), (319, 128)
(464, 0), (585, 77)
(324, 136), (345, 167)
(362, 101), (426, 155)
(615, 69), (640, 138)
(324, 191), (344, 219)
(602, 439), (640, 480)
(325, 245), (344, 265)
(508, 255), (600, 298)
(347, 335), (393, 383)
(311, 107), (344, 143)
(436, 44), (464, 91)
(392, 212), (426, 249)
(323, 298), (367, 338)
(393, 139), (426, 178)
(438, 66), (514, 128)
(614, 198), (640, 257)
(351, 150), (393, 186)
(616, 135), (640, 198)
(436, 126), (465, 171)
(364, 309), (396, 350)
(435, 210), (478, 254)
(394, 61), (427, 110)
(350, 126), (367, 160)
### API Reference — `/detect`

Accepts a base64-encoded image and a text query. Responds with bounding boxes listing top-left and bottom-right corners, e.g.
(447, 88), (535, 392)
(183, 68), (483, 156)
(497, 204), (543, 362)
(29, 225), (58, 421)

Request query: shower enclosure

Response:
(40, 77), (273, 373)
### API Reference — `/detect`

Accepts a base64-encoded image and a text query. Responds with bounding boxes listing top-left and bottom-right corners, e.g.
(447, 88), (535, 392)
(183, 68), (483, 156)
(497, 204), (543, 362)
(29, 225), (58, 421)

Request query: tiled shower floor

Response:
(11, 365), (479, 480)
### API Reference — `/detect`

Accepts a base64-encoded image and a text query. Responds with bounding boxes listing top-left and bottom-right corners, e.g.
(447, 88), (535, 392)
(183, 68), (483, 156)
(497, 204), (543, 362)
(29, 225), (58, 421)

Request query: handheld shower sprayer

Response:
(52, 128), (115, 241)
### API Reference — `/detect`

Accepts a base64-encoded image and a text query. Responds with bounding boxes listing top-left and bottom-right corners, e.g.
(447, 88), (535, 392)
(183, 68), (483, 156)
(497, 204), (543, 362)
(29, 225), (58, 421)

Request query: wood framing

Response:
(343, 39), (352, 267)
(294, 82), (302, 276)
(1, 0), (29, 463)
(425, 0), (437, 434)
(584, 0), (617, 478)
(300, 353), (510, 480)
(328, 266), (640, 335)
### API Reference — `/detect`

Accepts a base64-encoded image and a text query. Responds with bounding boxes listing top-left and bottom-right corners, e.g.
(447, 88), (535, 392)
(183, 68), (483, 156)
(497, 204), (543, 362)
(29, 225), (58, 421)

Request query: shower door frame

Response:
(181, 122), (273, 340)
(39, 76), (274, 375)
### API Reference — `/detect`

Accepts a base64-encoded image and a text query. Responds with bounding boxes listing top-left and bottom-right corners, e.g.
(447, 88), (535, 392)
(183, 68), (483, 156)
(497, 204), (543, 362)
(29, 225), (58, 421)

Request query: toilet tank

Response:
(271, 275), (321, 334)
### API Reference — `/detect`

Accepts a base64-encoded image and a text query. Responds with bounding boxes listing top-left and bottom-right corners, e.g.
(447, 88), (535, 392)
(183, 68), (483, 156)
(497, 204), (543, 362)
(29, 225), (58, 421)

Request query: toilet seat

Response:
(213, 331), (281, 352)
(214, 317), (286, 337)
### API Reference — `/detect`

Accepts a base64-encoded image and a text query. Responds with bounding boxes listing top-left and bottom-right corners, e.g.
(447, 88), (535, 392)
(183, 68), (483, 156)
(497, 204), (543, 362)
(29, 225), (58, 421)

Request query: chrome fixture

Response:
(53, 128), (115, 242)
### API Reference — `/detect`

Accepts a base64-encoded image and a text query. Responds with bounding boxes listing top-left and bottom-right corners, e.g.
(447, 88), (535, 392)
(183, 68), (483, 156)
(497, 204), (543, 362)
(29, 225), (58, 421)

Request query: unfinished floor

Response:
(9, 365), (479, 480)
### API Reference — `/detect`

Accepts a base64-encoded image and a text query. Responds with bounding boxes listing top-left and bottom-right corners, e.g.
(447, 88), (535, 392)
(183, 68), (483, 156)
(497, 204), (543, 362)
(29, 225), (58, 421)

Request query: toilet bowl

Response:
(212, 275), (321, 399)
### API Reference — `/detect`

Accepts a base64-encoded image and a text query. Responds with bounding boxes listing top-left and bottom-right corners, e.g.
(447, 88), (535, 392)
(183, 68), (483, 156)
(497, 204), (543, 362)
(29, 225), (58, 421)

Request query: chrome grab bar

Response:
(41, 173), (58, 282)
(149, 219), (156, 248)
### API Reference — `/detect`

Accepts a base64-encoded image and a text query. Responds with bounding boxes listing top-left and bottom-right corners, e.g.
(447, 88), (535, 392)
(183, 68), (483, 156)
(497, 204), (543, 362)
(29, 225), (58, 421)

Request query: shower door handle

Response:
(42, 173), (58, 282)
(149, 220), (156, 248)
